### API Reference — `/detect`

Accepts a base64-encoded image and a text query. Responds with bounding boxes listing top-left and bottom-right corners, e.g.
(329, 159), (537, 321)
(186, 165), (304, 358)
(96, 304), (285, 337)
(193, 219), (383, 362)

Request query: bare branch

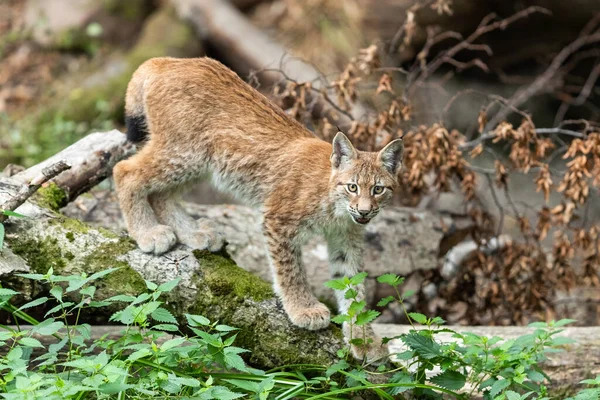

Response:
(0, 161), (71, 222)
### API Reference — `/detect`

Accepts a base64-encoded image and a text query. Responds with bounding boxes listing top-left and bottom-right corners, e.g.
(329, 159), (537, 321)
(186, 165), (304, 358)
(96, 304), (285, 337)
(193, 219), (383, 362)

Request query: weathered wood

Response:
(172, 0), (370, 133)
(12, 130), (133, 207)
(0, 161), (71, 222)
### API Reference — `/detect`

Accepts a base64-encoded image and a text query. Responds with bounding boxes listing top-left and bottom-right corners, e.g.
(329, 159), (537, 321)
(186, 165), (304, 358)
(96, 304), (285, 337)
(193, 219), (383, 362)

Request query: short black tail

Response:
(125, 113), (148, 143)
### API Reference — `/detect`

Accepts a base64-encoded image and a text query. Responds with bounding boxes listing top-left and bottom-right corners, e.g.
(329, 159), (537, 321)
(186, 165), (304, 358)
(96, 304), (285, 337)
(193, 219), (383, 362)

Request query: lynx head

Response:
(330, 132), (404, 225)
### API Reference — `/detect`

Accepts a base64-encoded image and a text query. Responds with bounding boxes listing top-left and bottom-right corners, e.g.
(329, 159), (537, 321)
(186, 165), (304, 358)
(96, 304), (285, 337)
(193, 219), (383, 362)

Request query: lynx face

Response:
(330, 133), (404, 225)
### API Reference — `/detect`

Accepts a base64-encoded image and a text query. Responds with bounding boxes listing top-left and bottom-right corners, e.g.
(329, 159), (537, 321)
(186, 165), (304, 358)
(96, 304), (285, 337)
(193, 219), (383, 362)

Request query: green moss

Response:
(9, 236), (67, 274)
(193, 249), (273, 302)
(36, 183), (67, 211)
(65, 232), (75, 242)
(51, 216), (90, 234)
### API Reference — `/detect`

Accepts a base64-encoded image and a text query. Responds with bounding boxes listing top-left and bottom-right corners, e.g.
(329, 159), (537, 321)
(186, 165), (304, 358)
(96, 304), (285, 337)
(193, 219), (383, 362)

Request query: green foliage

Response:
(0, 268), (593, 399)
(0, 209), (27, 252)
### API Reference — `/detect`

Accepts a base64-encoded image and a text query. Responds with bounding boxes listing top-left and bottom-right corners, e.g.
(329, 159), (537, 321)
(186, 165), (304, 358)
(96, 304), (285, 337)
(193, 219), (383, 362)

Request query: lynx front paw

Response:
(179, 219), (225, 252)
(136, 225), (177, 255)
(287, 302), (331, 330)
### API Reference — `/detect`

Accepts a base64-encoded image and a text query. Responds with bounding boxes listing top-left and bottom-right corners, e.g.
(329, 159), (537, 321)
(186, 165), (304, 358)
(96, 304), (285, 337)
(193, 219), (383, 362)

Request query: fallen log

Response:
(0, 178), (344, 368)
(12, 130), (132, 209)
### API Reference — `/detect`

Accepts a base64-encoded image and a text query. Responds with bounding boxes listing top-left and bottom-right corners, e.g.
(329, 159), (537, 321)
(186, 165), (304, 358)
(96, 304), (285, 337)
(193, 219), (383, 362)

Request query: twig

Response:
(0, 160), (71, 222)
(407, 6), (550, 96)
(459, 127), (587, 151)
(485, 31), (600, 130)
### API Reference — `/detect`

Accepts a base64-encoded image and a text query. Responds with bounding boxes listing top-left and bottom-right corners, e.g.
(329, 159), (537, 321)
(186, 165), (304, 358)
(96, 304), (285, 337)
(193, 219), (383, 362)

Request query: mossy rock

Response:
(1, 200), (343, 368)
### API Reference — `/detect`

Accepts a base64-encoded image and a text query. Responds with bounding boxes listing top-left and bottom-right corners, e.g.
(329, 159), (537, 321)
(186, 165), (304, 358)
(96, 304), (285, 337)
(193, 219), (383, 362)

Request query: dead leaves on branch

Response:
(272, 42), (600, 325)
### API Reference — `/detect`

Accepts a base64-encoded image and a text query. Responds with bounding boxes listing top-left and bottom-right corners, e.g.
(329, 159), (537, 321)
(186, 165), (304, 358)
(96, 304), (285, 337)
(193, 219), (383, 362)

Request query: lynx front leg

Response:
(149, 191), (225, 252)
(113, 148), (177, 255)
(264, 216), (330, 330)
(327, 232), (389, 364)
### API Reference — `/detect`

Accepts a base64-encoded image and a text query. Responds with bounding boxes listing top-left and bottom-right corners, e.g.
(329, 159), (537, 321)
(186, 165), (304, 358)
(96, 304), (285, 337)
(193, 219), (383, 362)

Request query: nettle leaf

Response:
(207, 386), (246, 400)
(16, 273), (46, 281)
(504, 390), (521, 400)
(152, 324), (179, 332)
(50, 286), (63, 301)
(216, 324), (239, 332)
(554, 318), (576, 327)
(388, 372), (413, 395)
(224, 353), (247, 371)
(326, 360), (350, 377)
(87, 267), (120, 282)
(161, 337), (186, 351)
(157, 278), (180, 293)
(324, 279), (347, 291)
(185, 313), (211, 326)
(331, 314), (351, 324)
(355, 310), (380, 326)
(32, 319), (64, 336)
(348, 300), (366, 316)
(19, 337), (45, 348)
(350, 272), (368, 286)
(377, 296), (395, 307)
(104, 294), (136, 303)
(408, 313), (428, 325)
(402, 332), (441, 359)
(430, 370), (466, 391)
(377, 273), (403, 286)
(224, 379), (259, 393)
(79, 286), (96, 298)
(490, 379), (511, 398)
(151, 308), (178, 324)
(0, 288), (19, 297)
(344, 288), (358, 299)
(145, 280), (158, 291)
(45, 302), (74, 317)
(526, 370), (545, 383)
(110, 307), (135, 325)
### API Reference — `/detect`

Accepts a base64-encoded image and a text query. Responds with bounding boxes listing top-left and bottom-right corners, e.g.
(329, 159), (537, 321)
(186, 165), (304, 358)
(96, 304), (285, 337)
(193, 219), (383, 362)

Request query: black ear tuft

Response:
(331, 132), (357, 169)
(377, 139), (404, 174)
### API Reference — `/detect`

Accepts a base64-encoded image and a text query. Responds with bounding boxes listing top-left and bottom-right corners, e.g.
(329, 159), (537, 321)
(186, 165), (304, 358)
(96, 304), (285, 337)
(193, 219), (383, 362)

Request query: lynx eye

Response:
(347, 183), (358, 193)
(373, 186), (385, 195)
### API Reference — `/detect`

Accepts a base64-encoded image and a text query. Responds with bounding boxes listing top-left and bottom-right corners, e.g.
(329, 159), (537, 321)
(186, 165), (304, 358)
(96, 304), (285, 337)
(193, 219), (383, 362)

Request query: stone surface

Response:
(62, 194), (445, 306)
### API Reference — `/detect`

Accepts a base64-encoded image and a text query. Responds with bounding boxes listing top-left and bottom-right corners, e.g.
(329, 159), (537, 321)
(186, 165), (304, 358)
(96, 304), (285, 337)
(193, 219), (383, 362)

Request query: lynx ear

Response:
(331, 132), (357, 169)
(377, 139), (404, 175)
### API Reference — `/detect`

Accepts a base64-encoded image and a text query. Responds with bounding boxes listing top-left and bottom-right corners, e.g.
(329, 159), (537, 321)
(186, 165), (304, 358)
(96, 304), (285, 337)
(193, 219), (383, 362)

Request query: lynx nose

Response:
(357, 209), (370, 217)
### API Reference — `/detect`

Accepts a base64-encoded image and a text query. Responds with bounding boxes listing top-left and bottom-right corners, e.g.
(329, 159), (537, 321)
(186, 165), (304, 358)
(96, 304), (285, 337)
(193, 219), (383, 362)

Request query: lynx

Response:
(113, 57), (403, 362)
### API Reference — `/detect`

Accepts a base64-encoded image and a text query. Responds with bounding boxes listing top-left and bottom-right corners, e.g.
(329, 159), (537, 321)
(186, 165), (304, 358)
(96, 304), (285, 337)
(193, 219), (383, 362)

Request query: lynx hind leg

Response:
(113, 149), (177, 255)
(150, 191), (225, 252)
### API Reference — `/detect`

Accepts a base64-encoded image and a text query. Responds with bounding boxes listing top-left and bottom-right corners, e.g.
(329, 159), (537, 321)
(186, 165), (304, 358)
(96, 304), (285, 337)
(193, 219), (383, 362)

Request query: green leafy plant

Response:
(0, 210), (26, 253)
(0, 268), (593, 399)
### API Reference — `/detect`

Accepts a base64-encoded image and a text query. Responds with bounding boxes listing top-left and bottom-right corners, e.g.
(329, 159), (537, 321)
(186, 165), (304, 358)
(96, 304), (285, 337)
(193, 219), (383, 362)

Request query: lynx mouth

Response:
(352, 216), (371, 225)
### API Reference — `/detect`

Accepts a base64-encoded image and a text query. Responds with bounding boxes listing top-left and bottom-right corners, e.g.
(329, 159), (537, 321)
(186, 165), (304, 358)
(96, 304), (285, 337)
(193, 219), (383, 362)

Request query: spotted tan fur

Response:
(113, 57), (404, 362)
